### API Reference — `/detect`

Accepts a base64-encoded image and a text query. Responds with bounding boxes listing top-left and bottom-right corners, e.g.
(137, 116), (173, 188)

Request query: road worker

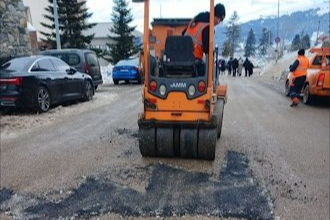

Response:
(182, 3), (226, 76)
(289, 49), (309, 107)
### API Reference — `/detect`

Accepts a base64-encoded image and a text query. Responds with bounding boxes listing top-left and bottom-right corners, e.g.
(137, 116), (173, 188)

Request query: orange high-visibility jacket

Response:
(293, 55), (309, 78)
(184, 21), (209, 60)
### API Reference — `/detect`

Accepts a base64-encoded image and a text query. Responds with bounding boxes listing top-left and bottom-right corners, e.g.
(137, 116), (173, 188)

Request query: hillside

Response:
(215, 7), (329, 48)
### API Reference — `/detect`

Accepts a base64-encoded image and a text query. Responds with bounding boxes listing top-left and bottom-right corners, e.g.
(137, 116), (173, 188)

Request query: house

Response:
(150, 18), (191, 58)
(83, 22), (143, 52)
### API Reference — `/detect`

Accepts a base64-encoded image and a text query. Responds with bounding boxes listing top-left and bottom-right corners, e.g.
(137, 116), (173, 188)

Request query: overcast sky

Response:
(86, 0), (329, 32)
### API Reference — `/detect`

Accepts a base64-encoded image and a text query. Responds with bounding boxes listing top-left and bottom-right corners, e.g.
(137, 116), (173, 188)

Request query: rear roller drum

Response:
(139, 127), (156, 157)
(198, 128), (217, 160)
(180, 128), (198, 159)
(156, 128), (174, 157)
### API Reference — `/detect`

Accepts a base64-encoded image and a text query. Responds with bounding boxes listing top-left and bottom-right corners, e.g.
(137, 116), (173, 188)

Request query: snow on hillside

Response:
(259, 49), (315, 81)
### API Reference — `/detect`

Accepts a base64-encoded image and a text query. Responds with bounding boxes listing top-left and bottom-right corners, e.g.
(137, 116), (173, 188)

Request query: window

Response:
(312, 56), (322, 66)
(85, 53), (98, 67)
(326, 55), (330, 66)
(31, 59), (56, 72)
(50, 58), (70, 72)
(48, 53), (80, 66)
(67, 54), (80, 66)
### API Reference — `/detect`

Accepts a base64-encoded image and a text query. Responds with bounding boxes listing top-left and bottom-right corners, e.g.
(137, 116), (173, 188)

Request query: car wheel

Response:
(113, 79), (119, 85)
(303, 84), (313, 105)
(84, 80), (93, 101)
(284, 80), (290, 97)
(36, 86), (51, 113)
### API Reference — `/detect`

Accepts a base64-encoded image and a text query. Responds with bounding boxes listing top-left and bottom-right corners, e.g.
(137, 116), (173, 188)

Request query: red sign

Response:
(275, 37), (280, 43)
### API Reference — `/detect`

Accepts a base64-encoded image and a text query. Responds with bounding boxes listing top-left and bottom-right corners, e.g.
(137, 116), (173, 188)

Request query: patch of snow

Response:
(101, 64), (114, 84)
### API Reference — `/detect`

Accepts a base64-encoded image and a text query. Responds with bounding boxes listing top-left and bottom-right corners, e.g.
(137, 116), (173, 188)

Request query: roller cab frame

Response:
(133, 0), (227, 160)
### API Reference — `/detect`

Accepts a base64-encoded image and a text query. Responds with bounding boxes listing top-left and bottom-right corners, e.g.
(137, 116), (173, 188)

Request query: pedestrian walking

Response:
(243, 57), (249, 77)
(232, 58), (238, 77)
(238, 57), (243, 77)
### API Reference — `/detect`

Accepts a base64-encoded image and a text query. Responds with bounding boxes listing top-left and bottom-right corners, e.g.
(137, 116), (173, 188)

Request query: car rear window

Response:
(48, 53), (80, 66)
(0, 58), (31, 71)
(116, 58), (138, 67)
(312, 55), (322, 66)
(85, 53), (98, 67)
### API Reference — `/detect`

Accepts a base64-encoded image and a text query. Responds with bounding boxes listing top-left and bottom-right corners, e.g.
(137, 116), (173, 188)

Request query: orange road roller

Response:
(134, 0), (227, 160)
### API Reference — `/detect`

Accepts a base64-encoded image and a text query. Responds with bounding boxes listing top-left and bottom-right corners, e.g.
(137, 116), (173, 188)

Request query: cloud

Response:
(86, 0), (328, 32)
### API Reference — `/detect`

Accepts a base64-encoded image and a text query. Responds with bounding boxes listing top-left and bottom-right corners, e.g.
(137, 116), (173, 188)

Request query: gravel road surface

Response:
(0, 76), (329, 220)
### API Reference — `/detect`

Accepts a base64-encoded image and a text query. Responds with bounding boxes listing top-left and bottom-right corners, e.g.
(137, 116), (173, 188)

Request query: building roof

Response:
(151, 18), (191, 27)
(83, 22), (142, 39)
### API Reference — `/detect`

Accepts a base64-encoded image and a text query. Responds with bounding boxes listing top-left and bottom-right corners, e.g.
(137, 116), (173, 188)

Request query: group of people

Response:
(218, 57), (254, 77)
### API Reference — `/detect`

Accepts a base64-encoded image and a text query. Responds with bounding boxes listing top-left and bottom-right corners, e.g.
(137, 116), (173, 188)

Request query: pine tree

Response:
(244, 28), (256, 57)
(223, 11), (240, 57)
(107, 0), (140, 64)
(41, 0), (96, 49)
(221, 40), (232, 57)
(291, 34), (301, 51)
(259, 28), (272, 55)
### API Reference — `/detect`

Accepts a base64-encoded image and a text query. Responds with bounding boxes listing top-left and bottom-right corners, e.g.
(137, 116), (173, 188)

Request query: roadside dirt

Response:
(0, 86), (118, 142)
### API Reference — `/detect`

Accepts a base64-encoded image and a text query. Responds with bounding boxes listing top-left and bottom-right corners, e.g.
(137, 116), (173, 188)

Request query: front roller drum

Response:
(214, 99), (224, 139)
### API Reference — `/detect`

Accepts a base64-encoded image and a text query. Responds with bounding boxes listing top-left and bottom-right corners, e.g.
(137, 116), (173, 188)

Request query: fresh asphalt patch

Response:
(0, 151), (274, 220)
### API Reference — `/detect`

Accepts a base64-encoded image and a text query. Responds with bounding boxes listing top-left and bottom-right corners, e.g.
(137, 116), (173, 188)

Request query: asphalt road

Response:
(0, 76), (329, 220)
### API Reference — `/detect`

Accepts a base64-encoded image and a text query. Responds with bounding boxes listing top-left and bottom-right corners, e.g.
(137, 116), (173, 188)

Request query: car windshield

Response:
(116, 58), (138, 67)
(0, 58), (31, 71)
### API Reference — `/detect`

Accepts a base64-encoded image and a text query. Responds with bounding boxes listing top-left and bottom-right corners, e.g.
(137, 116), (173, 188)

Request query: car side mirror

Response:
(66, 67), (77, 75)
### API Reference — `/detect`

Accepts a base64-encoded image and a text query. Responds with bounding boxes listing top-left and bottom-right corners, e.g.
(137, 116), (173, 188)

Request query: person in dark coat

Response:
(247, 60), (254, 77)
(227, 57), (233, 76)
(220, 59), (226, 75)
(232, 58), (238, 77)
(243, 57), (249, 77)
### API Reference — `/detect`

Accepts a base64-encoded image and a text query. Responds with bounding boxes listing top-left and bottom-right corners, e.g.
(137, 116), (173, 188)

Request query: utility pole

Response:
(315, 20), (320, 46)
(53, 0), (61, 49)
(276, 0), (280, 63)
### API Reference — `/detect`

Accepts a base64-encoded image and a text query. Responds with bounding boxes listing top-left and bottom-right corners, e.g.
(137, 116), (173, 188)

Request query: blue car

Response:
(112, 58), (143, 84)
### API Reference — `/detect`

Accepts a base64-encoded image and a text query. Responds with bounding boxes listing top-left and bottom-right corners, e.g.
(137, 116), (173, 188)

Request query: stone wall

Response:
(0, 0), (32, 60)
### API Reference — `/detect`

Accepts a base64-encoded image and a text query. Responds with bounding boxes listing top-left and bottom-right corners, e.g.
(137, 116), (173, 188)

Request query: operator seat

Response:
(162, 36), (196, 77)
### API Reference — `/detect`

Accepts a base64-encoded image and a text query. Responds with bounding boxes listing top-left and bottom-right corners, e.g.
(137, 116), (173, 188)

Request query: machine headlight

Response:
(188, 85), (196, 96)
(159, 84), (166, 96)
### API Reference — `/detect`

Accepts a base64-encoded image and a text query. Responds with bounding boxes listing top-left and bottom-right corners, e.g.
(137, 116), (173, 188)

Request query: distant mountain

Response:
(215, 7), (329, 48)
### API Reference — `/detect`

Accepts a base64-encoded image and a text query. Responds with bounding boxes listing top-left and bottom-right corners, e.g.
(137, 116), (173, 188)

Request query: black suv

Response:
(41, 49), (103, 89)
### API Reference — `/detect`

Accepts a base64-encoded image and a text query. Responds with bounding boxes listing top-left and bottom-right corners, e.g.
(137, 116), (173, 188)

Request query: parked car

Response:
(112, 58), (143, 84)
(41, 49), (103, 90)
(285, 45), (330, 104)
(0, 56), (94, 112)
